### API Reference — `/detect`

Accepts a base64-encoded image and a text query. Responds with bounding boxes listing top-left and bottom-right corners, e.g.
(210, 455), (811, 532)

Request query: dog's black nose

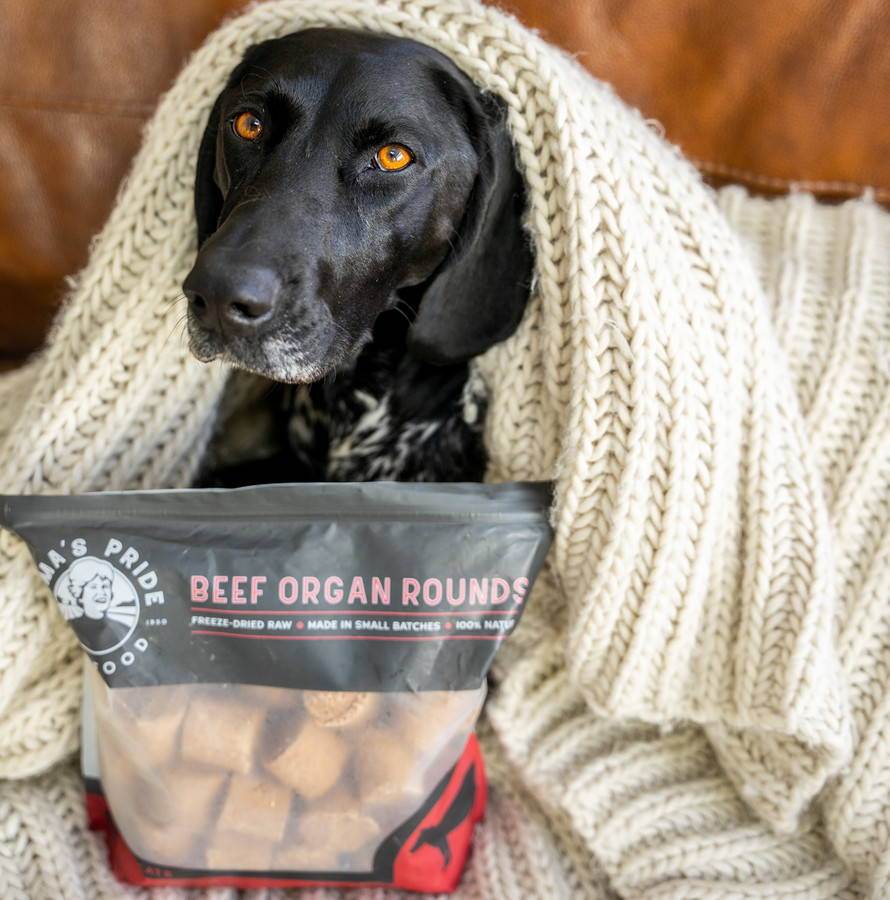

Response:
(184, 260), (281, 335)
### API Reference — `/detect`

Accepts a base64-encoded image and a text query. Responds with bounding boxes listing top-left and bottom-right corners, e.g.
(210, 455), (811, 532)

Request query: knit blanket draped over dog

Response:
(1, 1), (889, 897)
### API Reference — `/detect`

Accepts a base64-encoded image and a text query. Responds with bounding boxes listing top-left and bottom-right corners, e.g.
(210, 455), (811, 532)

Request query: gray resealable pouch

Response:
(0, 481), (552, 893)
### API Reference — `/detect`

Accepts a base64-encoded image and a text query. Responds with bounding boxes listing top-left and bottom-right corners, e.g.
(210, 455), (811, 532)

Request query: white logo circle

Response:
(53, 556), (140, 655)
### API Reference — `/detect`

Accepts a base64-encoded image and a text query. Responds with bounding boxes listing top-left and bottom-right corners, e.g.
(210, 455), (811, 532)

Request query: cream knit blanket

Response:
(1, 1), (888, 897)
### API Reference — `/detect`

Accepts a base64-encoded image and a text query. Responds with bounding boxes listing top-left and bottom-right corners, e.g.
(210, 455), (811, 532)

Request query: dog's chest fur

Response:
(204, 313), (490, 486)
(284, 340), (489, 483)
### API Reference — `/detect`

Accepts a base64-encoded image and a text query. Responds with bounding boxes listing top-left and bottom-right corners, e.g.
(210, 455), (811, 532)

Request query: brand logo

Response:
(39, 536), (164, 669)
(53, 555), (140, 655)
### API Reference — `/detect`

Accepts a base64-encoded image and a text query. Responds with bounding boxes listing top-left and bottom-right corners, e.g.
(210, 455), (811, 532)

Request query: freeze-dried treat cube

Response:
(355, 728), (424, 807)
(180, 693), (265, 773)
(98, 737), (216, 839)
(347, 843), (378, 873)
(309, 785), (356, 813)
(96, 725), (137, 789)
(205, 831), (275, 870)
(297, 791), (381, 872)
(240, 684), (301, 709)
(92, 673), (185, 774)
(303, 690), (378, 729)
(264, 721), (347, 797)
(139, 762), (227, 827)
(218, 773), (292, 842)
(297, 809), (379, 853)
(112, 685), (189, 761)
(124, 814), (201, 868)
(394, 690), (481, 751)
(272, 842), (340, 871)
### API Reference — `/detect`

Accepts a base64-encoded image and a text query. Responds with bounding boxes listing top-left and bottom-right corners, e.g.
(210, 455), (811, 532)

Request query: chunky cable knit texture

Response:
(0, 1), (887, 897)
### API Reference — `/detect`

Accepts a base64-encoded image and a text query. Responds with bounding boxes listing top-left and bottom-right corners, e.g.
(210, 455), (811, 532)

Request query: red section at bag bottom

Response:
(86, 734), (487, 893)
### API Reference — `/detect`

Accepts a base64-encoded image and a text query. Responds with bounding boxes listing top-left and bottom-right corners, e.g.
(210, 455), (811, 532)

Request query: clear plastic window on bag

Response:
(90, 670), (485, 873)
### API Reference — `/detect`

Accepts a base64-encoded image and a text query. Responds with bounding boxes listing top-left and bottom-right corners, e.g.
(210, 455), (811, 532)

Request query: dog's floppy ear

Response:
(406, 88), (533, 365)
(194, 53), (255, 247)
(194, 92), (226, 248)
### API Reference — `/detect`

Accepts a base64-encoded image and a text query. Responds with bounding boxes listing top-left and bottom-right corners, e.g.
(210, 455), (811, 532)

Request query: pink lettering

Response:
(212, 576), (228, 604)
(279, 576), (298, 605)
(469, 578), (489, 605)
(512, 576), (530, 603)
(231, 575), (247, 604)
(347, 577), (367, 605)
(303, 577), (320, 605)
(325, 576), (343, 604)
(402, 578), (420, 606)
(491, 578), (511, 605)
(372, 577), (391, 605)
(446, 578), (466, 606)
(423, 578), (442, 606)
(191, 576), (209, 603)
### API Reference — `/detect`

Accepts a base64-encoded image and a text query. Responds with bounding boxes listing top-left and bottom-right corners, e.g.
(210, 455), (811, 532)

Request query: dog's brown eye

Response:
(233, 111), (264, 140)
(375, 144), (413, 171)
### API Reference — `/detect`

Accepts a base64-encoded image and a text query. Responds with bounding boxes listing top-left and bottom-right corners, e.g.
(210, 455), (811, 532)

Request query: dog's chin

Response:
(187, 320), (371, 384)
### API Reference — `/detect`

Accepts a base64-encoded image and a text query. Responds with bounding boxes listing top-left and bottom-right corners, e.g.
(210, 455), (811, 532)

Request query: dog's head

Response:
(183, 28), (533, 382)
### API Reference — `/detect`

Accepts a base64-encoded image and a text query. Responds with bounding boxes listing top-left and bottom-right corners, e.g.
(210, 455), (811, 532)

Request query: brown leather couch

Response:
(3, 0), (888, 371)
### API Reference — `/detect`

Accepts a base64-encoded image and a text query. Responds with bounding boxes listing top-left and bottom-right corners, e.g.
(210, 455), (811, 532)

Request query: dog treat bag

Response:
(0, 481), (552, 892)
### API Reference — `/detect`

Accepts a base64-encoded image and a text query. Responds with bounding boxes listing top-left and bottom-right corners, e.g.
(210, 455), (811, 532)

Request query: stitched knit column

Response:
(719, 188), (890, 897)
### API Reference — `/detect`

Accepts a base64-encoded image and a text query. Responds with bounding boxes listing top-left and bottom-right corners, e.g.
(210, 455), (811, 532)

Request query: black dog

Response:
(184, 29), (533, 484)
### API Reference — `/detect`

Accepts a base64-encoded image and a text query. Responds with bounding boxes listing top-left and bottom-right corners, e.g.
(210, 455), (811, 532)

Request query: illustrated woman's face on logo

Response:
(80, 575), (113, 619)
